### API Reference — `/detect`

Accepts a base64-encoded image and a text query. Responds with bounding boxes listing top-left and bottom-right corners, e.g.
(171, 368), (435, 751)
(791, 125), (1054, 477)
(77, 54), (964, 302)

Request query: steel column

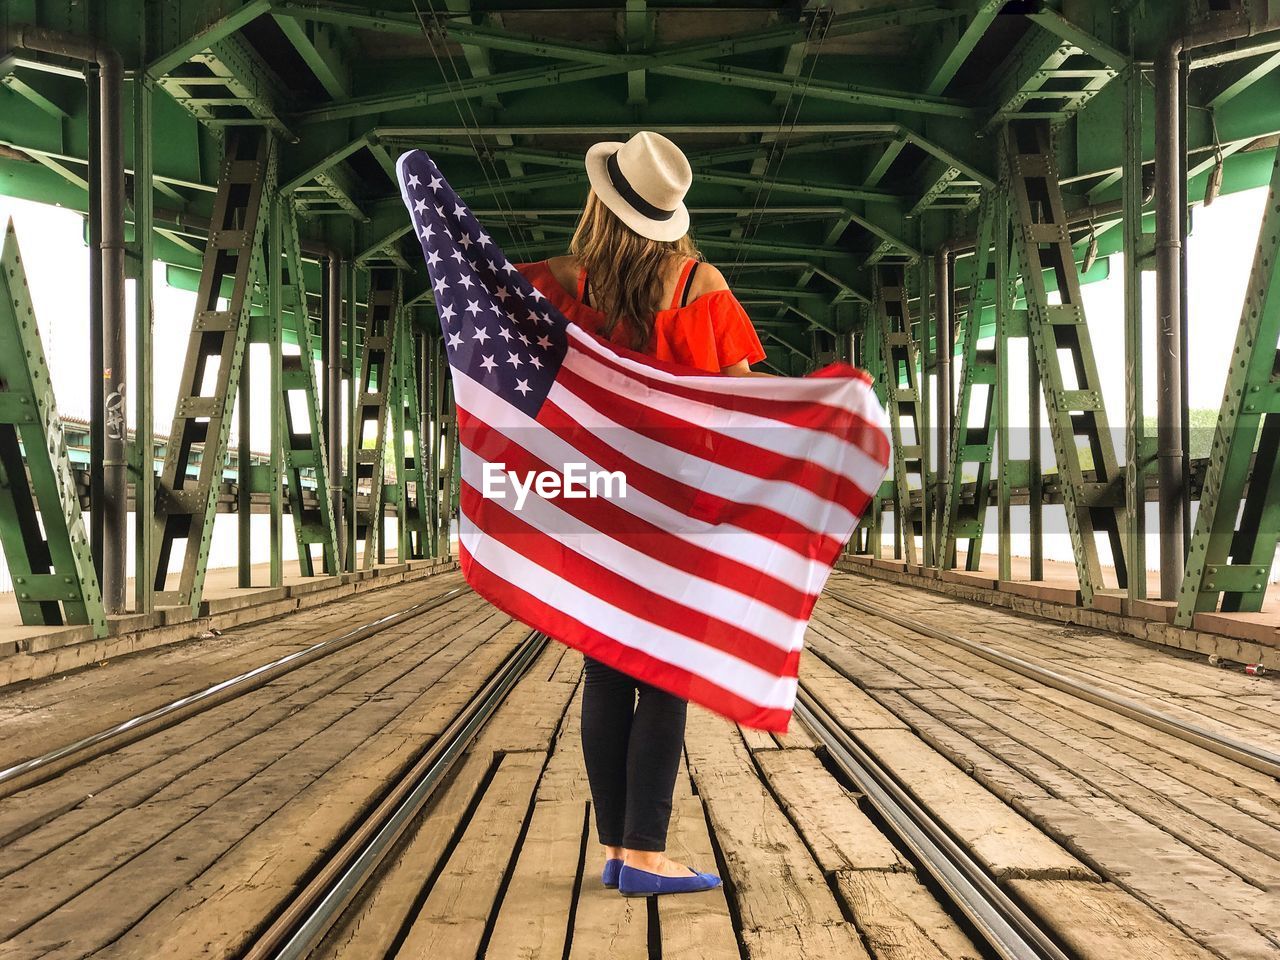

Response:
(280, 205), (340, 577)
(917, 252), (934, 566)
(935, 247), (953, 564)
(100, 45), (127, 615)
(941, 194), (998, 571)
(1155, 44), (1186, 599)
(345, 262), (359, 569)
(132, 74), (156, 614)
(268, 204), (284, 586)
(325, 254), (344, 570)
(1123, 62), (1150, 601)
(993, 189), (1014, 583)
(87, 66), (104, 587)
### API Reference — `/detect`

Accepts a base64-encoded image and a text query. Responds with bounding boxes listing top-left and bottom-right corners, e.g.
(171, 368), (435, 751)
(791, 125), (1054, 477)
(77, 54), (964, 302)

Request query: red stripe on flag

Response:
(571, 330), (891, 462)
(460, 482), (801, 676)
(532, 399), (847, 563)
(455, 407), (819, 617)
(556, 362), (875, 521)
(459, 541), (795, 732)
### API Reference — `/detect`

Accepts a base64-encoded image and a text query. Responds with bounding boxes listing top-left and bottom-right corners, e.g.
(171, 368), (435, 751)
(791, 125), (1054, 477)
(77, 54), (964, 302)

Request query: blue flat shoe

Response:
(602, 858), (623, 889)
(618, 864), (722, 898)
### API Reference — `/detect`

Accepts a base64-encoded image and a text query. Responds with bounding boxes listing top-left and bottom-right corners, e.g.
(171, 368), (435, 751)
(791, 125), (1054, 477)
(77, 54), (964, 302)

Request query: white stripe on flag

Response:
(453, 371), (831, 591)
(459, 449), (808, 648)
(549, 380), (859, 536)
(563, 345), (887, 491)
(459, 517), (799, 709)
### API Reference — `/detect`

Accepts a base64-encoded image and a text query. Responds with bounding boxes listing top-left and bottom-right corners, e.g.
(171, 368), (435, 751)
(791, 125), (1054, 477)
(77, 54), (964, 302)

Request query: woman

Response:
(517, 131), (767, 898)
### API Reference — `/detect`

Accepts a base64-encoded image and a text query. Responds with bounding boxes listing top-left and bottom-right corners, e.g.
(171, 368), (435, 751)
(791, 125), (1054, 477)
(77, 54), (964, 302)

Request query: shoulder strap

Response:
(671, 258), (699, 310)
(680, 261), (701, 308)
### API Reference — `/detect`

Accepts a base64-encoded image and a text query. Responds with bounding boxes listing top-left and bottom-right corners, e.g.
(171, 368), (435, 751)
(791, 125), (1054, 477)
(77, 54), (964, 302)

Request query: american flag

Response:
(397, 149), (890, 731)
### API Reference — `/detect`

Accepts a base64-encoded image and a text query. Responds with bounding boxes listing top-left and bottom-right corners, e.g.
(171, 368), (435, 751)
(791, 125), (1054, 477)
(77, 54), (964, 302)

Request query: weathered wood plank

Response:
(483, 799), (586, 960)
(658, 797), (738, 959)
(931, 688), (1280, 888)
(684, 710), (848, 935)
(317, 751), (493, 960)
(1009, 878), (1219, 960)
(1015, 796), (1280, 960)
(755, 748), (909, 874)
(741, 921), (870, 960)
(800, 652), (910, 730)
(537, 687), (589, 805)
(568, 861), (649, 960)
(836, 870), (983, 960)
(854, 727), (1092, 880)
(72, 625), (526, 960)
(397, 752), (545, 958)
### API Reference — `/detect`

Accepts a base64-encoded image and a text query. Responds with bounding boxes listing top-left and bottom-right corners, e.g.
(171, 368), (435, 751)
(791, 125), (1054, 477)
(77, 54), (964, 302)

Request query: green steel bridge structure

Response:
(2, 0), (1279, 644)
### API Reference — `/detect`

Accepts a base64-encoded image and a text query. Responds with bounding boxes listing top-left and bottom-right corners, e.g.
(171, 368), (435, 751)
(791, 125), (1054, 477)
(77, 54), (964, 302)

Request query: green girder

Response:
(0, 221), (105, 635)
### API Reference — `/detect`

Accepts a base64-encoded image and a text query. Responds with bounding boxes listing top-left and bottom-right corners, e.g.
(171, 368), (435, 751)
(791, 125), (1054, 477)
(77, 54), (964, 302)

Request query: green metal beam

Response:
(1176, 147), (1280, 625)
(0, 72), (70, 119)
(293, 3), (959, 123)
(149, 0), (275, 78)
(273, 13), (350, 98)
(1206, 50), (1280, 108)
(654, 63), (979, 119)
(1025, 9), (1128, 73)
(0, 221), (105, 635)
(926, 0), (1003, 96)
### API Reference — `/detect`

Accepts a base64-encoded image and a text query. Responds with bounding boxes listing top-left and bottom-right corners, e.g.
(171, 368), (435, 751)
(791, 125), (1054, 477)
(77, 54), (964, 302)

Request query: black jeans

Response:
(580, 657), (688, 852)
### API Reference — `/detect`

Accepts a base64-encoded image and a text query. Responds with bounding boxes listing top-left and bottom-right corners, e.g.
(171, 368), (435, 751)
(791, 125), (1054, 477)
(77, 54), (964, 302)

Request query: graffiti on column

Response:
(105, 373), (127, 442)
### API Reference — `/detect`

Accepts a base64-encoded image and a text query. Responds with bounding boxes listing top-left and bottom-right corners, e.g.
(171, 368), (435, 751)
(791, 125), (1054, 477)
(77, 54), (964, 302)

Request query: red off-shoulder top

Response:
(516, 259), (767, 375)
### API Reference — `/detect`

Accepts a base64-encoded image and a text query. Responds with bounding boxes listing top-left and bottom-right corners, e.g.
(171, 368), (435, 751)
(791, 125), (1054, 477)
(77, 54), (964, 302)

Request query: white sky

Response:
(0, 184), (1269, 445)
(1, 194), (278, 449)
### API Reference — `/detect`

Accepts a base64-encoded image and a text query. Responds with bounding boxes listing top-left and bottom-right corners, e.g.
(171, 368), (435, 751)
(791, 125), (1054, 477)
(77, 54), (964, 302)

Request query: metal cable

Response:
(726, 6), (833, 287)
(409, 0), (535, 256)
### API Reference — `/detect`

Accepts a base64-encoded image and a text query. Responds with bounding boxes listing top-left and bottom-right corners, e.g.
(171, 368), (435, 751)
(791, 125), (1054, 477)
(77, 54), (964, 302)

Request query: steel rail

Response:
(795, 688), (1071, 960)
(826, 588), (1280, 779)
(0, 585), (470, 797)
(244, 630), (548, 960)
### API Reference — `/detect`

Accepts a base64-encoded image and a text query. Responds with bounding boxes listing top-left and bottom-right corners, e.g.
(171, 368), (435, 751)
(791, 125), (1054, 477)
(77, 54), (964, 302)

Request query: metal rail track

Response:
(795, 687), (1072, 960)
(0, 585), (470, 797)
(242, 630), (549, 960)
(826, 588), (1280, 779)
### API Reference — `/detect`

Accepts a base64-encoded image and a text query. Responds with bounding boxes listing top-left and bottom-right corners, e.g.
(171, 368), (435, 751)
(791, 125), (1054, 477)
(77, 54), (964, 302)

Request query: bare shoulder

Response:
(691, 261), (730, 298)
(545, 255), (580, 294)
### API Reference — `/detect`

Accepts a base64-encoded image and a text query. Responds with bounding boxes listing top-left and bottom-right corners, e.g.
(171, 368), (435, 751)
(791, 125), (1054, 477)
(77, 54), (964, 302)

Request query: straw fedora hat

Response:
(584, 131), (692, 242)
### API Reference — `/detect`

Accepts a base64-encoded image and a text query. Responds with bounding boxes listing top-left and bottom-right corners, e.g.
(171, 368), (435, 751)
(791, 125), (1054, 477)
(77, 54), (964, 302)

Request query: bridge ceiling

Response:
(3, 0), (1280, 355)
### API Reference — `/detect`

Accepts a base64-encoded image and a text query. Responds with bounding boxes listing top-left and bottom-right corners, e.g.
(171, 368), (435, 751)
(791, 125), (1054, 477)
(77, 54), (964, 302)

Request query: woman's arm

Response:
(721, 358), (773, 377)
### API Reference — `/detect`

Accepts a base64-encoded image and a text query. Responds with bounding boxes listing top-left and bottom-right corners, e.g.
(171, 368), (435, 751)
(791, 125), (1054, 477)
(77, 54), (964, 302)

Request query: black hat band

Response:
(606, 150), (677, 222)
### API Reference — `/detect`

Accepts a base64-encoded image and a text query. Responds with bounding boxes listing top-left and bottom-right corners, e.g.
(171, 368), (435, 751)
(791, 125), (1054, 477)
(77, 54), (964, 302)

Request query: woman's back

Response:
(542, 254), (728, 312)
(517, 255), (765, 375)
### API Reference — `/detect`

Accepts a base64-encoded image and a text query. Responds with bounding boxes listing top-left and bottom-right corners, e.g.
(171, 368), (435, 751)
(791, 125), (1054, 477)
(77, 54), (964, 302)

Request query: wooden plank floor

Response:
(0, 571), (1272, 959)
(814, 572), (1280, 960)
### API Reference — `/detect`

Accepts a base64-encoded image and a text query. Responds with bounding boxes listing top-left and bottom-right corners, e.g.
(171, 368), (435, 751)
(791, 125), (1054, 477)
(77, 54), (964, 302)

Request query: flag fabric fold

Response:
(397, 149), (890, 731)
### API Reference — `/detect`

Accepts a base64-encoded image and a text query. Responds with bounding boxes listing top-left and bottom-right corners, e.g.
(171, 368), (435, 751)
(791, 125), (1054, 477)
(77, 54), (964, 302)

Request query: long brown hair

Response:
(569, 191), (700, 350)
